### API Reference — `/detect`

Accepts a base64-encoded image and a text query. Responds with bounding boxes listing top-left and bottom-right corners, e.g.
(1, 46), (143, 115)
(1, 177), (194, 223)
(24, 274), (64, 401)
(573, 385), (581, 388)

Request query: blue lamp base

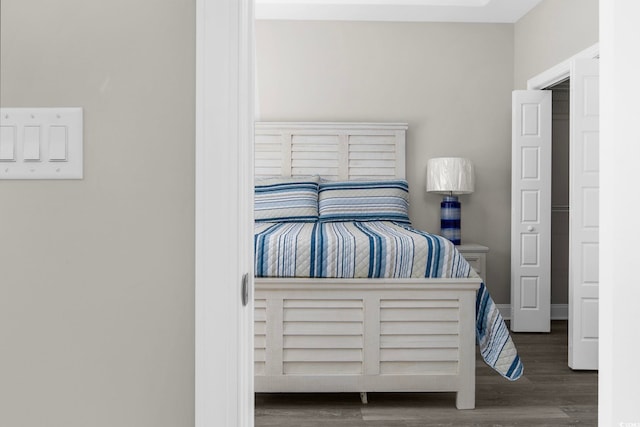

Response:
(440, 195), (461, 245)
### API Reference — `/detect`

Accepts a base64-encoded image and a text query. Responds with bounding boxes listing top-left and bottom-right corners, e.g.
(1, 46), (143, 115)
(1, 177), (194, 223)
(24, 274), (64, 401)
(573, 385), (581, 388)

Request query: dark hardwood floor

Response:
(255, 320), (597, 426)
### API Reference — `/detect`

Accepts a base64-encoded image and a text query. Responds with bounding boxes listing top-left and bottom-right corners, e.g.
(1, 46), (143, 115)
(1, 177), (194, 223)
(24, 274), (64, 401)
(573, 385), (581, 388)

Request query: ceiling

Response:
(255, 0), (544, 23)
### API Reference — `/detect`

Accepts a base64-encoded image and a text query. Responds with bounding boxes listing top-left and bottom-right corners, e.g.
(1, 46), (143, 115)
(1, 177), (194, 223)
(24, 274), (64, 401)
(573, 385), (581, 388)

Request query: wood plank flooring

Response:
(255, 320), (597, 426)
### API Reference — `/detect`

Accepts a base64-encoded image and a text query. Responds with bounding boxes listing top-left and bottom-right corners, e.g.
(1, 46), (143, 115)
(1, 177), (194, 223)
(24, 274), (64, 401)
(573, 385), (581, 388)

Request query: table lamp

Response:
(426, 157), (475, 245)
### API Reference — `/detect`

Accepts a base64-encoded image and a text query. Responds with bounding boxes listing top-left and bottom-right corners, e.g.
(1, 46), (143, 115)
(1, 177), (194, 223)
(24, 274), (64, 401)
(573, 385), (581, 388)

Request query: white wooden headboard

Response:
(254, 122), (408, 180)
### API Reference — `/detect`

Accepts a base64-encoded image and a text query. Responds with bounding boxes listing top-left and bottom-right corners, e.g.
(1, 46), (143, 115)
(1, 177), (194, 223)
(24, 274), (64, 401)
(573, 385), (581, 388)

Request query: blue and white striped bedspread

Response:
(254, 221), (523, 381)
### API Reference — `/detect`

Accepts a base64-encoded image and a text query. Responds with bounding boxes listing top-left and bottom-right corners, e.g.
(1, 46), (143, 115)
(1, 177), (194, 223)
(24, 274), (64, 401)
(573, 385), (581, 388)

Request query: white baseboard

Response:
(495, 304), (569, 320)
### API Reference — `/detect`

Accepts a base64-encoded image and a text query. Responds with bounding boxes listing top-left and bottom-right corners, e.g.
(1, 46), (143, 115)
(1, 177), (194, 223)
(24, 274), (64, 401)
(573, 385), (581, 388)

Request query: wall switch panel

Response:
(0, 108), (83, 179)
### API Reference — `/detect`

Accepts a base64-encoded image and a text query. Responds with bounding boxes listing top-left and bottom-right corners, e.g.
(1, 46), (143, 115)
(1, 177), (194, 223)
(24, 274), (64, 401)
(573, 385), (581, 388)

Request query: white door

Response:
(511, 90), (552, 332)
(195, 0), (254, 425)
(569, 58), (599, 370)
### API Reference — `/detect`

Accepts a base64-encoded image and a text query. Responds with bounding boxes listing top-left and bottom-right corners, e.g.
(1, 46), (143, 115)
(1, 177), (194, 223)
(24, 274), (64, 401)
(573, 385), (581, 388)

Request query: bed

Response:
(253, 122), (522, 409)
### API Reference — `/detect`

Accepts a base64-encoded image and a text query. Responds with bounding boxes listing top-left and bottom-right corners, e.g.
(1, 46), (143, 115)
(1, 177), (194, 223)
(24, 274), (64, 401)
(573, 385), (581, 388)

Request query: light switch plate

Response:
(0, 108), (83, 179)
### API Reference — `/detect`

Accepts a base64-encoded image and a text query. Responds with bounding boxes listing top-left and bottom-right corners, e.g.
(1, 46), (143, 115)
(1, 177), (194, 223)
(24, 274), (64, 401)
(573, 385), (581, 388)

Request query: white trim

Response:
(496, 304), (569, 321)
(527, 43), (600, 90)
(195, 0), (254, 426)
(255, 0), (543, 23)
(239, 1), (256, 425)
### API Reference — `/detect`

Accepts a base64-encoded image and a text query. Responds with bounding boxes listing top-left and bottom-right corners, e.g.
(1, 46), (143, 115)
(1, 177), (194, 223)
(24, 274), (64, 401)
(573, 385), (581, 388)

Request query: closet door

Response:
(511, 90), (552, 332)
(569, 59), (599, 370)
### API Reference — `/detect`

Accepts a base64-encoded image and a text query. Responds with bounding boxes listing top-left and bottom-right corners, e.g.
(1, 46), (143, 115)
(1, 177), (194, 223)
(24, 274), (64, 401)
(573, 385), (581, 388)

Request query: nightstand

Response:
(456, 243), (489, 281)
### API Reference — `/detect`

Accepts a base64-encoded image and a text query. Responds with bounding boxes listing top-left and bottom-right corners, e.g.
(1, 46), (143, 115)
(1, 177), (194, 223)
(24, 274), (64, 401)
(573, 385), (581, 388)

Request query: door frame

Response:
(193, 14), (601, 426)
(527, 44), (599, 90)
(518, 43), (599, 339)
(195, 0), (255, 426)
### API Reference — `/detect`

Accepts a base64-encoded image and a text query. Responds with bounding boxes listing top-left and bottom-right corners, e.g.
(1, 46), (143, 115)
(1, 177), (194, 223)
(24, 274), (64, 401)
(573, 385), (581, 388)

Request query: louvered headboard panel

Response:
(254, 122), (408, 180)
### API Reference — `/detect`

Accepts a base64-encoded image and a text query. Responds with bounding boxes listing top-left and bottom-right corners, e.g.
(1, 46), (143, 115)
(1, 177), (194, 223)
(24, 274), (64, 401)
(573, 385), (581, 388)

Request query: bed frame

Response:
(253, 122), (481, 409)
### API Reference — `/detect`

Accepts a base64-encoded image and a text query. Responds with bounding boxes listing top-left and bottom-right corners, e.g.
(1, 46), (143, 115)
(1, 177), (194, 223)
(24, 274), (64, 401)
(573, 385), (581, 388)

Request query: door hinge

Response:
(241, 273), (249, 306)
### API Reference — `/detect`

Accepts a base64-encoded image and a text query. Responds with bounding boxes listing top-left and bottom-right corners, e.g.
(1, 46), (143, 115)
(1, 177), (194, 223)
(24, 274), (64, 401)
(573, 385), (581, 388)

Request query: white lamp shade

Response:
(426, 157), (475, 195)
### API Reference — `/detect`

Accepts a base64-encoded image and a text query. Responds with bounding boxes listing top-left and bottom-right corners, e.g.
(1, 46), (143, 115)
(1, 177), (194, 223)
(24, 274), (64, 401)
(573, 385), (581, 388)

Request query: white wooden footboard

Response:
(254, 278), (481, 409)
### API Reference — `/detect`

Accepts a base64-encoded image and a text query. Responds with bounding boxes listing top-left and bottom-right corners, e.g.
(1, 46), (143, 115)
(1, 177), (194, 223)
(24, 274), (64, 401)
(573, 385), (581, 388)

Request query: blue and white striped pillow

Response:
(318, 179), (411, 223)
(254, 176), (320, 222)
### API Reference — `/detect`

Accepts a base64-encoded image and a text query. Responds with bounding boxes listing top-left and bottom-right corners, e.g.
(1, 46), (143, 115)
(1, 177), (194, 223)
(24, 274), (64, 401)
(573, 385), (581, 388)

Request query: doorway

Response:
(511, 49), (599, 370)
(550, 79), (570, 320)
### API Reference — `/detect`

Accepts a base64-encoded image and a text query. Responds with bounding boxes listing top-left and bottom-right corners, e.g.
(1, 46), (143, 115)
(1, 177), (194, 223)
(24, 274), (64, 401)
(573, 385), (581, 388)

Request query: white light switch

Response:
(23, 126), (41, 161)
(0, 126), (16, 161)
(0, 108), (82, 179)
(49, 126), (68, 161)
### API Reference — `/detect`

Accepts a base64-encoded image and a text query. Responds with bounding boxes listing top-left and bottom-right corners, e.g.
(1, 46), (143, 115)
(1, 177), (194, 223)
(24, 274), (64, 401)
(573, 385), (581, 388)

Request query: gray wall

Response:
(256, 20), (515, 302)
(0, 1), (195, 426)
(514, 0), (599, 89)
